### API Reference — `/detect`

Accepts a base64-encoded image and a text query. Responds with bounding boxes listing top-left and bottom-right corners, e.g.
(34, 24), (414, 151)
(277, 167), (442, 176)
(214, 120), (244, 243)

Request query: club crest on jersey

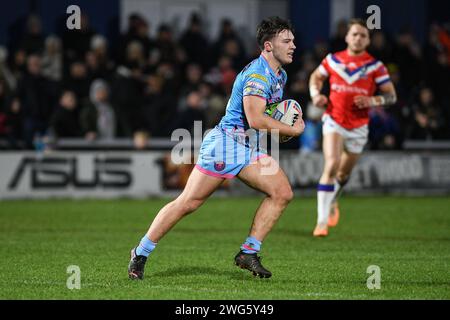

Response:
(359, 66), (368, 79)
(214, 161), (225, 171)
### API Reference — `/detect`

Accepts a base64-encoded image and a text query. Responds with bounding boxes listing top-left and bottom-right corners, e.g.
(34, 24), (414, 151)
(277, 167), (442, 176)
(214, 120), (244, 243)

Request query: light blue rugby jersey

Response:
(218, 54), (287, 132)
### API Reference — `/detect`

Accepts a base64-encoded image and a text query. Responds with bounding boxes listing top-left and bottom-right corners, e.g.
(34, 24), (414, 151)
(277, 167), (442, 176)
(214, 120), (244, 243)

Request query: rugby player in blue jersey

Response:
(128, 16), (304, 279)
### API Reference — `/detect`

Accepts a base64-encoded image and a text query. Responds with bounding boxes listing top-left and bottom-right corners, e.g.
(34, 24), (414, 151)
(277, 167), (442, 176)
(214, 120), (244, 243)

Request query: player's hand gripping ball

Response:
(265, 99), (303, 143)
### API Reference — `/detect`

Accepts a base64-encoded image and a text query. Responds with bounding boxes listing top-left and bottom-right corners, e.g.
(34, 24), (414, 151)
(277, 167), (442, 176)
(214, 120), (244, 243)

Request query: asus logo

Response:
(8, 157), (133, 190)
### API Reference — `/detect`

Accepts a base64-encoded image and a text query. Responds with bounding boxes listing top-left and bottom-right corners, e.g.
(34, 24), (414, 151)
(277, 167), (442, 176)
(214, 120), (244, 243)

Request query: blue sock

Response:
(136, 235), (157, 257)
(240, 236), (261, 254)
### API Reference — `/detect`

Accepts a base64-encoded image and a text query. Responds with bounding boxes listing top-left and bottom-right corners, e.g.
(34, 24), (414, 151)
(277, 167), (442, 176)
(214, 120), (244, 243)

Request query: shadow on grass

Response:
(151, 265), (277, 282)
(152, 266), (236, 278)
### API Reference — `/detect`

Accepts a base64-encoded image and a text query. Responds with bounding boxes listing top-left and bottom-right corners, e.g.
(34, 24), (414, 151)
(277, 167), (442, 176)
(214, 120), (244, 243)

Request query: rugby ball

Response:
(265, 99), (303, 143)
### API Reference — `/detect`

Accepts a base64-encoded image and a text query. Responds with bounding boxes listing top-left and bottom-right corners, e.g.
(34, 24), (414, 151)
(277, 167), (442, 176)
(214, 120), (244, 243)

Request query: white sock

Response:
(317, 184), (335, 226)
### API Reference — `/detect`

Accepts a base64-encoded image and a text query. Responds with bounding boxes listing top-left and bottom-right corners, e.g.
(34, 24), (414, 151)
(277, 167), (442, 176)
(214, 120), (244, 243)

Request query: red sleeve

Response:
(318, 54), (331, 77)
(373, 62), (391, 86)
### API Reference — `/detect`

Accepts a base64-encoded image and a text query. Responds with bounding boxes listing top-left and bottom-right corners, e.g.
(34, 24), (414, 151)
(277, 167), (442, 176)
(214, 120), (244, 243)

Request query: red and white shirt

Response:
(319, 50), (391, 129)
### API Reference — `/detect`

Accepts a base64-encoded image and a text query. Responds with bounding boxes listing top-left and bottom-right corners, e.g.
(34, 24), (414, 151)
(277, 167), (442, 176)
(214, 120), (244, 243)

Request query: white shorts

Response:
(322, 114), (368, 154)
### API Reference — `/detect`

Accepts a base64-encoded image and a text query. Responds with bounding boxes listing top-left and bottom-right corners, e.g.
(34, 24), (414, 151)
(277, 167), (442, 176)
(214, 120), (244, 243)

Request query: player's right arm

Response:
(243, 96), (304, 137)
(309, 67), (329, 108)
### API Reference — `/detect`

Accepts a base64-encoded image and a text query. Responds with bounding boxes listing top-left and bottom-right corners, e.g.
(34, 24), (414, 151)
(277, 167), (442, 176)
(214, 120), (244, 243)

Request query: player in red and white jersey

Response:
(309, 19), (397, 237)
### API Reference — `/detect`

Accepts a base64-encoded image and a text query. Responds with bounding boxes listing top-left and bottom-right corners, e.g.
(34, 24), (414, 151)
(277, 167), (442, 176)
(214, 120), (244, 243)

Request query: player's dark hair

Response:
(347, 18), (368, 31)
(256, 16), (294, 50)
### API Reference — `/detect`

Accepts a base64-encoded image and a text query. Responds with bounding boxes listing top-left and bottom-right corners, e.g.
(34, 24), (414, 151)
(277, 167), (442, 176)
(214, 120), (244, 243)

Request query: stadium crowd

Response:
(0, 13), (449, 150)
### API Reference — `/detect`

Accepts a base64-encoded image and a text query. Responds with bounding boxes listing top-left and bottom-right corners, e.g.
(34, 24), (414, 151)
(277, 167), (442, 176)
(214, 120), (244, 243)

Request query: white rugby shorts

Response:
(322, 114), (368, 154)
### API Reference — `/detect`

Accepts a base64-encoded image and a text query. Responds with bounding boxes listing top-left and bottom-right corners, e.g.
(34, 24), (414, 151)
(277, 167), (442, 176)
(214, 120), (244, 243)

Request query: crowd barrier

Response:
(1, 149), (449, 199)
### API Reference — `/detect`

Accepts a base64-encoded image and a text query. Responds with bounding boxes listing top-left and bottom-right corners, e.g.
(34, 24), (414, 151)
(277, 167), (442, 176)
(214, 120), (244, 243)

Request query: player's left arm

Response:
(354, 82), (397, 109)
(354, 62), (397, 109)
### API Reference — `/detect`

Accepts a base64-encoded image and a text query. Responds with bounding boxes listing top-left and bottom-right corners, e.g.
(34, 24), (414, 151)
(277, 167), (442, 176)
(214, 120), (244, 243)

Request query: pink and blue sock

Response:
(240, 236), (261, 254)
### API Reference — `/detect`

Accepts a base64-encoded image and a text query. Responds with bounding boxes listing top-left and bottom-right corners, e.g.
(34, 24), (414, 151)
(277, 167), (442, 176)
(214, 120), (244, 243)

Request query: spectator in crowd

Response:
(124, 41), (147, 70)
(179, 63), (203, 98)
(0, 46), (17, 92)
(212, 19), (247, 67)
(383, 63), (409, 146)
(301, 52), (319, 75)
(312, 39), (329, 62)
(49, 90), (81, 138)
(330, 19), (348, 52)
(8, 49), (27, 82)
(199, 80), (226, 129)
(217, 55), (237, 95)
(133, 130), (149, 150)
(19, 15), (45, 55)
(424, 24), (450, 104)
(80, 79), (116, 141)
(16, 54), (55, 148)
(141, 73), (177, 137)
(368, 107), (402, 150)
(118, 14), (155, 64)
(63, 61), (91, 102)
(408, 86), (447, 140)
(85, 50), (101, 81)
(111, 60), (145, 137)
(171, 90), (206, 134)
(437, 23), (450, 63)
(0, 79), (7, 137)
(287, 70), (310, 107)
(393, 27), (423, 90)
(179, 13), (209, 69)
(41, 36), (63, 82)
(86, 35), (115, 81)
(153, 24), (179, 65)
(222, 38), (246, 71)
(154, 60), (180, 94)
(299, 101), (323, 153)
(203, 55), (237, 96)
(368, 30), (394, 64)
(2, 96), (23, 149)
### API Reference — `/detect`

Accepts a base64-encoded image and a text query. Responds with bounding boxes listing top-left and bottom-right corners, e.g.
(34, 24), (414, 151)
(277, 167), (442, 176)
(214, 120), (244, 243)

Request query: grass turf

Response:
(0, 196), (449, 299)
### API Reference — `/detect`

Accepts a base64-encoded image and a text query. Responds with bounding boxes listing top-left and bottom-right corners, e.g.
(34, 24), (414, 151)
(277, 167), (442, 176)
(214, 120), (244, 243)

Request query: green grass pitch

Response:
(0, 196), (449, 299)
